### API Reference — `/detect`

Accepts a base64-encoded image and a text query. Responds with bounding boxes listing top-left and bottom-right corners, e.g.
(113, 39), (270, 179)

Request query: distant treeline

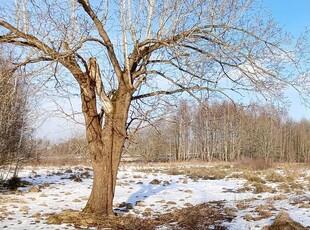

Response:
(34, 100), (310, 164)
(131, 101), (310, 163)
(0, 54), (33, 178)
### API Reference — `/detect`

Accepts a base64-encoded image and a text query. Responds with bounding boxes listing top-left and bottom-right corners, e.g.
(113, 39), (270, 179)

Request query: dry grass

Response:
(29, 157), (90, 167)
(289, 182), (304, 191)
(158, 201), (229, 229)
(267, 194), (288, 201)
(238, 182), (252, 192)
(158, 162), (310, 194)
(277, 163), (310, 171)
(166, 167), (185, 175)
(185, 167), (228, 180)
(135, 163), (231, 181)
(238, 181), (273, 194)
(163, 166), (229, 180)
(135, 162), (310, 194)
(263, 211), (307, 230)
(236, 200), (251, 210)
(235, 158), (273, 171)
(278, 183), (291, 193)
(265, 170), (286, 183)
(242, 171), (266, 183)
(242, 203), (275, 222)
(25, 161), (310, 198)
(253, 182), (273, 194)
(46, 202), (229, 230)
(46, 210), (157, 230)
(282, 169), (299, 182)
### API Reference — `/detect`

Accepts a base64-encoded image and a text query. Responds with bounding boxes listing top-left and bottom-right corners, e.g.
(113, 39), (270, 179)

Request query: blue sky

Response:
(35, 1), (310, 141)
(262, 0), (310, 36)
(262, 0), (310, 120)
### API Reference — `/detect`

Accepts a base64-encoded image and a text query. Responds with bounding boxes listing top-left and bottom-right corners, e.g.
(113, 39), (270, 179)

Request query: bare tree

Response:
(0, 47), (33, 180)
(132, 124), (170, 162)
(36, 135), (89, 165)
(0, 0), (309, 215)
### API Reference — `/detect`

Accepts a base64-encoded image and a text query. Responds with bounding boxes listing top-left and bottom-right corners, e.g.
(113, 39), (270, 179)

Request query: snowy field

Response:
(1, 162), (310, 229)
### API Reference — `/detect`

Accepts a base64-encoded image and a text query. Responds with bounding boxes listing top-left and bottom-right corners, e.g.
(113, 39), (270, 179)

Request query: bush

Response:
(236, 158), (273, 171)
(185, 167), (228, 180)
(253, 182), (273, 194)
(266, 170), (285, 182)
(242, 171), (266, 183)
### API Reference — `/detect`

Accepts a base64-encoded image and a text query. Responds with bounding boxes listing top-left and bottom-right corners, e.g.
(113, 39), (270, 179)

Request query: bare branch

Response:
(77, 0), (123, 80)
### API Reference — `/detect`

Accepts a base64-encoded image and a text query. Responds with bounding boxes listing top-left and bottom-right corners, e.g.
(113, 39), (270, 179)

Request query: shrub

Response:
(253, 182), (273, 194)
(236, 158), (273, 171)
(266, 170), (285, 183)
(289, 182), (304, 191)
(185, 167), (228, 180)
(242, 171), (266, 183)
(168, 167), (184, 175)
(278, 183), (291, 193)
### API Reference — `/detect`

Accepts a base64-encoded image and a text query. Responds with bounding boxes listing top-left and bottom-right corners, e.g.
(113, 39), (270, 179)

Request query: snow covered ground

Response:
(1, 163), (310, 229)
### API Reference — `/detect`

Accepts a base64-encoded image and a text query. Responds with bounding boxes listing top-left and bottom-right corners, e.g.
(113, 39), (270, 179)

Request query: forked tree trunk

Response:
(79, 75), (132, 215)
(83, 115), (128, 215)
(83, 130), (124, 215)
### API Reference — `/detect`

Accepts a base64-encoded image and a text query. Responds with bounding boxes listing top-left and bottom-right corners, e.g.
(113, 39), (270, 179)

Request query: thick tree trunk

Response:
(84, 154), (115, 215)
(80, 80), (132, 216)
(83, 118), (127, 215)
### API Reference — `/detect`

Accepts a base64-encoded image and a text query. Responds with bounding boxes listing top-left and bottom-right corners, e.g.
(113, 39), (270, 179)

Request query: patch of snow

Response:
(1, 164), (310, 229)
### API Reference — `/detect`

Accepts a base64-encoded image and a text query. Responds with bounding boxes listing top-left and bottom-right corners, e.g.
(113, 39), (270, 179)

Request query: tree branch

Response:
(0, 20), (85, 83)
(77, 0), (123, 80)
(132, 86), (212, 100)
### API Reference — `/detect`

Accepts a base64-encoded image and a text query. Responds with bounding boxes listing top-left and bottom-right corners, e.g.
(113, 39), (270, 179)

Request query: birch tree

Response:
(0, 47), (32, 179)
(0, 0), (309, 215)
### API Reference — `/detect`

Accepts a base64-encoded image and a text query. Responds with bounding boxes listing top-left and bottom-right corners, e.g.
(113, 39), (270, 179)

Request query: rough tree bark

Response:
(83, 90), (131, 215)
(78, 59), (132, 214)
